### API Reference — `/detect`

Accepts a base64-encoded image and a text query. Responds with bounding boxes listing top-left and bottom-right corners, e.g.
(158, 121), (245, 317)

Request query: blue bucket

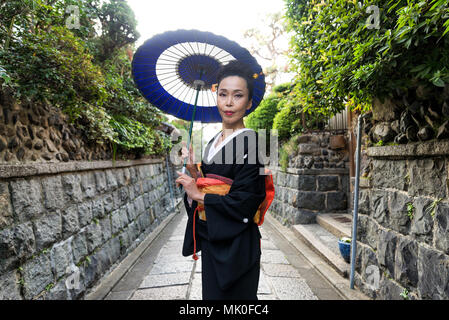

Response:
(338, 239), (351, 263)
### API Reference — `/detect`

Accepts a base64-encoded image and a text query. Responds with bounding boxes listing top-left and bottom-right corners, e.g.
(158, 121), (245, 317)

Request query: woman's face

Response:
(217, 76), (252, 127)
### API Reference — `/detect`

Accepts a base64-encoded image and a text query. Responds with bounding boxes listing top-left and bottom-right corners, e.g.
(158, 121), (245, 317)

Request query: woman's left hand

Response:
(176, 171), (205, 204)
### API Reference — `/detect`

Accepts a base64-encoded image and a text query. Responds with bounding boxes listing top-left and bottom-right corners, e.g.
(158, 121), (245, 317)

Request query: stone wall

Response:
(286, 132), (349, 170)
(269, 132), (350, 226)
(355, 140), (449, 300)
(269, 167), (349, 226)
(0, 157), (181, 300)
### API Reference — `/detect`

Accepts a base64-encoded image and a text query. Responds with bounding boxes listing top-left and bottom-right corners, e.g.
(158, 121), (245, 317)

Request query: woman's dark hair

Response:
(216, 60), (254, 101)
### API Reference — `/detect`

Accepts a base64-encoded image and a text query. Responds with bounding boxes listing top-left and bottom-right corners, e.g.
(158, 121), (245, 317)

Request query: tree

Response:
(243, 12), (291, 91)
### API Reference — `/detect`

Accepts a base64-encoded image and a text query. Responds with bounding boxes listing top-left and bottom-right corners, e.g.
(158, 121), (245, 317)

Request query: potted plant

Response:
(338, 237), (351, 263)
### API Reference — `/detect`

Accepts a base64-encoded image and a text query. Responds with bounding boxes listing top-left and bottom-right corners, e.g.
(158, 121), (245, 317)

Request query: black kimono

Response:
(182, 128), (266, 300)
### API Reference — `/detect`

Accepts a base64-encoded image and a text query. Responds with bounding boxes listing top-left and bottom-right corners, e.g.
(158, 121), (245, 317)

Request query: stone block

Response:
(72, 231), (88, 265)
(358, 189), (370, 215)
(85, 222), (103, 253)
(129, 167), (138, 184)
(119, 206), (129, 229)
(0, 227), (14, 261)
(371, 159), (407, 191)
(356, 215), (378, 250)
(77, 201), (92, 227)
(417, 245), (449, 300)
(83, 253), (100, 289)
(134, 181), (143, 197)
(103, 193), (114, 214)
(95, 246), (112, 276)
(117, 187), (129, 208)
(378, 277), (405, 300)
(297, 175), (315, 191)
(91, 198), (105, 219)
(329, 135), (346, 150)
(22, 253), (54, 299)
(107, 237), (121, 265)
(105, 169), (118, 191)
(287, 174), (299, 189)
(410, 197), (434, 244)
(94, 171), (107, 193)
(61, 174), (83, 203)
(370, 189), (389, 227)
(62, 205), (79, 238)
(387, 191), (411, 235)
(119, 230), (131, 255)
(143, 193), (150, 210)
(434, 202), (449, 254)
(135, 195), (145, 216)
(0, 182), (13, 229)
(111, 210), (122, 235)
(1, 222), (36, 265)
(394, 236), (418, 288)
(80, 172), (96, 199)
(377, 229), (397, 277)
(115, 168), (126, 188)
(122, 167), (131, 185)
(291, 208), (316, 224)
(326, 191), (347, 211)
(100, 217), (111, 243)
(41, 175), (66, 211)
(44, 278), (69, 300)
(296, 191), (325, 211)
(50, 239), (73, 279)
(298, 143), (320, 155)
(10, 178), (44, 222)
(359, 244), (379, 287)
(0, 270), (22, 299)
(317, 175), (339, 191)
(33, 213), (62, 251)
(408, 158), (446, 198)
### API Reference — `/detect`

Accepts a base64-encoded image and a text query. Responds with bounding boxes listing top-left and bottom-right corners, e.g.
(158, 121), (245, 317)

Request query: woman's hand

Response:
(175, 171), (205, 204)
(180, 142), (199, 179)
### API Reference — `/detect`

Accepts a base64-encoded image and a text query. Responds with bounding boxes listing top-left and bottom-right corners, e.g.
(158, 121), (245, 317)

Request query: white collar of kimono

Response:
(205, 128), (253, 162)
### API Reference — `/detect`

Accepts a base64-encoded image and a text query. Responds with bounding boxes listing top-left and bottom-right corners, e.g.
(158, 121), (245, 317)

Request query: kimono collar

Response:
(204, 128), (253, 163)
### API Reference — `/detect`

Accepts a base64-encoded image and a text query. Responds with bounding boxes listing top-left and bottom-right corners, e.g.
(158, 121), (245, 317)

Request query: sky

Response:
(126, 0), (293, 147)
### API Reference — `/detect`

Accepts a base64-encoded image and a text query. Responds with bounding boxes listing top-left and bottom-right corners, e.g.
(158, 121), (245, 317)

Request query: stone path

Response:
(127, 214), (319, 300)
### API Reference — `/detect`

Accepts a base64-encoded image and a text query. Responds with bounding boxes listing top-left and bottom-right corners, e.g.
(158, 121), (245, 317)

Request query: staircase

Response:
(291, 213), (353, 278)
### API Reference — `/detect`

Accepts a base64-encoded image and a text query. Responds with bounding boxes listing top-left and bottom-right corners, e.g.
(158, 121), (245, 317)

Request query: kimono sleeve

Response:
(203, 146), (266, 242)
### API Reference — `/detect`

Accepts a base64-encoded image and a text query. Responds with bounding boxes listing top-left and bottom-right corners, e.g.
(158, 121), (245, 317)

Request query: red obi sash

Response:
(190, 163), (275, 260)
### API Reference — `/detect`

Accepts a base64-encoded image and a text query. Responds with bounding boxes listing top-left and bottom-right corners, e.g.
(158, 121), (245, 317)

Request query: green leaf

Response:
(432, 78), (446, 87)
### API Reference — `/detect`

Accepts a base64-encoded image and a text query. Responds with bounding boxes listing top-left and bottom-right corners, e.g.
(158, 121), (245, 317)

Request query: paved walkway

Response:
(100, 206), (343, 300)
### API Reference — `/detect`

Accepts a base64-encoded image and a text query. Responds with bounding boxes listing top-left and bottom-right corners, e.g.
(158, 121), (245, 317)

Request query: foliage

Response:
(0, 0), (168, 157)
(109, 114), (172, 156)
(279, 132), (302, 171)
(285, 0), (449, 116)
(245, 83), (293, 131)
(272, 99), (295, 142)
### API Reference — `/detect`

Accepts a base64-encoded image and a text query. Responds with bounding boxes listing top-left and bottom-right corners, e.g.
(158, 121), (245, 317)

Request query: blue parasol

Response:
(132, 29), (266, 174)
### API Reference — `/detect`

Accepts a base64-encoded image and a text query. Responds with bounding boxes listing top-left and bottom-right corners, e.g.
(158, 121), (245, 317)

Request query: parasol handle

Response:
(179, 75), (203, 191)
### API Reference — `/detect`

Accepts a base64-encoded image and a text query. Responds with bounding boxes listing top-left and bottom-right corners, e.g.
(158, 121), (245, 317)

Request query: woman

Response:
(175, 60), (266, 300)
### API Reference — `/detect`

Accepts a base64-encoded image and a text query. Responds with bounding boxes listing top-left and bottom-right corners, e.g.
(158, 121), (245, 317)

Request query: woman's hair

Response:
(216, 60), (254, 101)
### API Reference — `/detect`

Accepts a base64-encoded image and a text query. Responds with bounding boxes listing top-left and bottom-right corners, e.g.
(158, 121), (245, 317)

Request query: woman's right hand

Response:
(181, 141), (198, 179)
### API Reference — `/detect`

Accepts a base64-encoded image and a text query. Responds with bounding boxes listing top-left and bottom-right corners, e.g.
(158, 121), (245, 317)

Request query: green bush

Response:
(273, 99), (295, 142)
(110, 114), (172, 157)
(0, 0), (169, 157)
(285, 0), (449, 115)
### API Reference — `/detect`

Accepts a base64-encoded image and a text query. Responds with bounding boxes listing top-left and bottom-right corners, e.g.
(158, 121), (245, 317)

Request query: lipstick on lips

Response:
(224, 111), (234, 116)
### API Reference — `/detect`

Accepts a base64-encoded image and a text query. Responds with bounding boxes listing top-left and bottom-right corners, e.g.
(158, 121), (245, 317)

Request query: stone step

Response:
(292, 223), (350, 278)
(316, 213), (352, 239)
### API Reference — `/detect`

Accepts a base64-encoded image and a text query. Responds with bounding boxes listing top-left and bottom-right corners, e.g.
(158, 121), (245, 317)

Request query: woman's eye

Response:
(235, 94), (243, 98)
